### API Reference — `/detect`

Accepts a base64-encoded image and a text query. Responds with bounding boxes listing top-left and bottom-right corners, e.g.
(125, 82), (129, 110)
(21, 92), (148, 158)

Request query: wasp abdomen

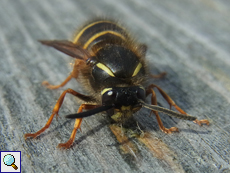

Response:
(73, 20), (130, 51)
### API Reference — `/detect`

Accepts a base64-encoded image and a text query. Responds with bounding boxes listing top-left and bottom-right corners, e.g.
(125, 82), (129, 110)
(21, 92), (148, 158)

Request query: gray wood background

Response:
(1, 0), (230, 172)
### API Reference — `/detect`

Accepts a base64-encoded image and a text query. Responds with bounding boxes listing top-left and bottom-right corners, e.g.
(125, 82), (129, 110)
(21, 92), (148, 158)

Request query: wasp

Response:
(24, 19), (209, 149)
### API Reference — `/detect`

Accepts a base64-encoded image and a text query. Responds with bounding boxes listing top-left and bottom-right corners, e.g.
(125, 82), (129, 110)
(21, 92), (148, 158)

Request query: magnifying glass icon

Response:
(3, 154), (18, 170)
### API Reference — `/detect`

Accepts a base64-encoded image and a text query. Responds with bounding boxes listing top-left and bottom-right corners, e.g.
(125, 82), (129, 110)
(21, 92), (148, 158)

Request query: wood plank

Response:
(0, 0), (230, 172)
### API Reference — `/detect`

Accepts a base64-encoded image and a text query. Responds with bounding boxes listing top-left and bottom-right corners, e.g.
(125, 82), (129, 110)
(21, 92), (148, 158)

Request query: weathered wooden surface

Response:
(1, 0), (230, 172)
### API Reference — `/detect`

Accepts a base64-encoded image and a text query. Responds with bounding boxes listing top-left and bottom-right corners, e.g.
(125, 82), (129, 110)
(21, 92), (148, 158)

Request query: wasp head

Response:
(101, 86), (145, 122)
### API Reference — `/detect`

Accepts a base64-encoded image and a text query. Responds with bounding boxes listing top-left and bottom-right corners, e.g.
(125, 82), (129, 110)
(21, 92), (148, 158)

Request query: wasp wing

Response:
(39, 40), (91, 61)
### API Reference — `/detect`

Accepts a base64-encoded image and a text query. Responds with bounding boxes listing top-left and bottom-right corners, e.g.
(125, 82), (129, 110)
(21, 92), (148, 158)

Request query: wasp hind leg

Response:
(42, 59), (84, 89)
(150, 72), (167, 79)
(147, 84), (209, 126)
(146, 87), (179, 133)
(42, 74), (72, 89)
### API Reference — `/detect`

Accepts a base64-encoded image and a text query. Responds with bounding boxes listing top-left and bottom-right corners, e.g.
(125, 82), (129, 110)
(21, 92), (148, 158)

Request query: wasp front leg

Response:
(58, 104), (99, 149)
(146, 87), (179, 133)
(24, 88), (94, 139)
(147, 84), (209, 126)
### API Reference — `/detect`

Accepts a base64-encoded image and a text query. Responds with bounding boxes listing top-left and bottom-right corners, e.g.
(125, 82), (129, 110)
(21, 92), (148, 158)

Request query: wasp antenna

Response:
(38, 40), (91, 60)
(139, 100), (197, 121)
(66, 105), (114, 119)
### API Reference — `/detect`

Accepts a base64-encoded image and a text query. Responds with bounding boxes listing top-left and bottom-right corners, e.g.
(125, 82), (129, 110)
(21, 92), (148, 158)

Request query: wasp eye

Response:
(136, 87), (145, 101)
(102, 89), (117, 106)
(107, 91), (113, 96)
(106, 90), (117, 99)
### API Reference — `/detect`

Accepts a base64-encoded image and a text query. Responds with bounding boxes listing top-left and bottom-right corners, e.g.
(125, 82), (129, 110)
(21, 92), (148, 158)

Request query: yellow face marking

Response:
(132, 63), (142, 77)
(83, 31), (126, 49)
(101, 88), (112, 95)
(139, 86), (145, 91)
(96, 63), (115, 77)
(73, 20), (107, 43)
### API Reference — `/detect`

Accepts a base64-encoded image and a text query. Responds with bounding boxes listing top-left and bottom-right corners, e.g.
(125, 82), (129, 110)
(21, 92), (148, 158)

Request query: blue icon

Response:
(3, 154), (18, 170)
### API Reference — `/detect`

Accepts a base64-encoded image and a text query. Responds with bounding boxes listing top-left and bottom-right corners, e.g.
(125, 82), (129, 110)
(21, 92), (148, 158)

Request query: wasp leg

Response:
(150, 72), (167, 79)
(146, 88), (179, 133)
(58, 104), (99, 149)
(42, 59), (84, 89)
(24, 89), (94, 139)
(147, 84), (209, 126)
(42, 75), (72, 89)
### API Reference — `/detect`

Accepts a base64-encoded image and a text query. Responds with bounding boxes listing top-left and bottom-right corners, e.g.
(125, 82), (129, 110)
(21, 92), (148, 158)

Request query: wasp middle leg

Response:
(24, 88), (94, 139)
